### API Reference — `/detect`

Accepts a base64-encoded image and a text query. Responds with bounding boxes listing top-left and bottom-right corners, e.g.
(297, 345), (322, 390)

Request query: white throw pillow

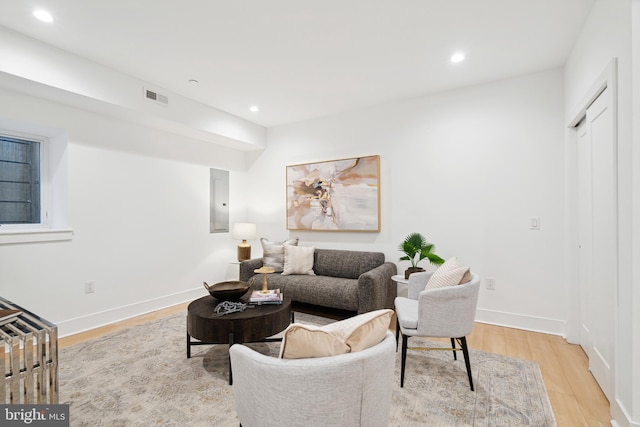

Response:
(281, 245), (316, 276)
(425, 257), (470, 290)
(260, 237), (298, 273)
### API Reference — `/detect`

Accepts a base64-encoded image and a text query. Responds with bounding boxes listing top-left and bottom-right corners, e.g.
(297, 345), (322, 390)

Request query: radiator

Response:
(0, 297), (58, 404)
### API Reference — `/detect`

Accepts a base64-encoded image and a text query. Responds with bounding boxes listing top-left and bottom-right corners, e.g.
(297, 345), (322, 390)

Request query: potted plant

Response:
(398, 232), (445, 279)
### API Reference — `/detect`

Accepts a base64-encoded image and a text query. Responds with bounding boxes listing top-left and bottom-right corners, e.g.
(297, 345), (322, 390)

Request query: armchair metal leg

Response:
(400, 333), (408, 387)
(459, 336), (474, 391)
(399, 335), (474, 391)
(395, 318), (400, 351)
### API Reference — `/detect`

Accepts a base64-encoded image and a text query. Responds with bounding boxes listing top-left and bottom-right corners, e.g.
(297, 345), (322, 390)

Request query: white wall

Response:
(0, 86), (251, 336)
(564, 0), (638, 425)
(248, 68), (567, 334)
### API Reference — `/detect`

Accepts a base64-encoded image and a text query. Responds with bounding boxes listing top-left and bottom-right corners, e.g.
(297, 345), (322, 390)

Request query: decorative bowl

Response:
(203, 281), (251, 301)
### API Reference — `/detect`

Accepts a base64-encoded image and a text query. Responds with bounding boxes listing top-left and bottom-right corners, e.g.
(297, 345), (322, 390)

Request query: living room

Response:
(0, 1), (638, 426)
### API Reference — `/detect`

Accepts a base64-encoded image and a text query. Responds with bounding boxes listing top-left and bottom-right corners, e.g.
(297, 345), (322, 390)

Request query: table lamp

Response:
(232, 223), (257, 262)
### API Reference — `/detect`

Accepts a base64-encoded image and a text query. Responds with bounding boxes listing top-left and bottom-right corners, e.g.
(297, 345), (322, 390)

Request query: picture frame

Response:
(286, 155), (380, 231)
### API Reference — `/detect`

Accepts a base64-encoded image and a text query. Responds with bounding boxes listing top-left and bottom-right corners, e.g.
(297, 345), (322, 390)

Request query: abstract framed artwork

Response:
(286, 155), (380, 231)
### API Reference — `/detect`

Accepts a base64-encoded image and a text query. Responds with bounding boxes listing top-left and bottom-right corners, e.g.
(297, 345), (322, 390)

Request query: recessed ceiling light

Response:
(249, 105), (259, 112)
(33, 10), (54, 23)
(450, 52), (465, 63)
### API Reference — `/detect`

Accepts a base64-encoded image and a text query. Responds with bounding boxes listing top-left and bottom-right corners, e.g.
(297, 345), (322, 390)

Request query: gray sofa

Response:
(239, 249), (397, 314)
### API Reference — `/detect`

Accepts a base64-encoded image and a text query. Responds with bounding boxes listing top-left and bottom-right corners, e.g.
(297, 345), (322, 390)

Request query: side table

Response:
(0, 297), (58, 404)
(392, 274), (409, 298)
(225, 261), (241, 280)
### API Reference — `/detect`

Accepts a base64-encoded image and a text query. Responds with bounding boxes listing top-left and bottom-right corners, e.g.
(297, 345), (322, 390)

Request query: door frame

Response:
(566, 59), (618, 344)
(565, 58), (619, 398)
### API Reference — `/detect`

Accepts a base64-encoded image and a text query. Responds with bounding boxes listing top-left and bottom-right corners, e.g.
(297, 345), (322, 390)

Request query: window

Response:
(0, 133), (44, 225)
(0, 118), (71, 244)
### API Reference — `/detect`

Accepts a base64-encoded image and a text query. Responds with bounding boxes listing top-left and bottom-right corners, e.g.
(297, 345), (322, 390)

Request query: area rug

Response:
(59, 312), (556, 426)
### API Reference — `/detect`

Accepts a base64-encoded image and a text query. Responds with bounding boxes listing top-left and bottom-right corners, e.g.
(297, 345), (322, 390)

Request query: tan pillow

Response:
(279, 309), (393, 359)
(261, 237), (299, 273)
(279, 324), (350, 359)
(281, 245), (315, 275)
(323, 309), (393, 352)
(459, 269), (472, 284)
(426, 257), (470, 290)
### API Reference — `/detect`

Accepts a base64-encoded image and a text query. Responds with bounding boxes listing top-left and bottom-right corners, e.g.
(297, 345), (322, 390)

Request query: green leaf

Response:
(398, 232), (444, 268)
(424, 252), (445, 266)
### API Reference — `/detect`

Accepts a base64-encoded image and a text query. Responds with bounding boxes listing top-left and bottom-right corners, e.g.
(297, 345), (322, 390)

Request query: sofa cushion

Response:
(313, 249), (385, 279)
(260, 237), (298, 273)
(282, 245), (316, 276)
(425, 257), (470, 290)
(279, 309), (393, 359)
(263, 274), (359, 311)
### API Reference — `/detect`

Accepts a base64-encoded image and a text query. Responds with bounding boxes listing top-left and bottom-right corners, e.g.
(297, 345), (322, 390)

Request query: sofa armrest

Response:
(239, 258), (264, 282)
(357, 262), (397, 314)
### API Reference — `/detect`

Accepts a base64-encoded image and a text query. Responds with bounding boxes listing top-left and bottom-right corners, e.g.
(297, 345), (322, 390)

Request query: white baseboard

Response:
(56, 287), (204, 338)
(475, 308), (566, 337)
(612, 398), (640, 427)
(59, 298), (569, 339)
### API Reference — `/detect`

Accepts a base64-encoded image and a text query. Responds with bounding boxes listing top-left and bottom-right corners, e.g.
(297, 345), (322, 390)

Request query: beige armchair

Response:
(394, 271), (481, 390)
(229, 331), (396, 427)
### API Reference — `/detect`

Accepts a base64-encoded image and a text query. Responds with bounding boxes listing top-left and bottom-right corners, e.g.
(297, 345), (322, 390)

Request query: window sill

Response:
(0, 228), (74, 245)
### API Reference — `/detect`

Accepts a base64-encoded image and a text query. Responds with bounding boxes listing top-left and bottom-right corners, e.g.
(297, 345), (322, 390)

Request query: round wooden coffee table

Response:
(186, 295), (293, 384)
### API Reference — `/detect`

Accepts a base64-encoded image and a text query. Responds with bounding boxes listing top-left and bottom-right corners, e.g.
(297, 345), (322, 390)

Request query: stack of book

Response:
(249, 289), (283, 305)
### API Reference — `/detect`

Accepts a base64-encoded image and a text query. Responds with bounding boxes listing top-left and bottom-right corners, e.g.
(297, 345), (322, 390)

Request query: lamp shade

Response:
(232, 223), (257, 240)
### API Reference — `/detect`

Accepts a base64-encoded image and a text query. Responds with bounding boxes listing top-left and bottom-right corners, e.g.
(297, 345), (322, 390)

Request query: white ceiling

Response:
(0, 0), (595, 128)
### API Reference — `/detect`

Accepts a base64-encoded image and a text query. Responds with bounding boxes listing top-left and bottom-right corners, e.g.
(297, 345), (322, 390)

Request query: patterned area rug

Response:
(59, 312), (556, 426)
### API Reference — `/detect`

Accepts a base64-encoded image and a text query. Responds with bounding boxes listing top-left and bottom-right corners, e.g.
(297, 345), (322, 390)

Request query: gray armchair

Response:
(394, 271), (481, 390)
(229, 331), (396, 427)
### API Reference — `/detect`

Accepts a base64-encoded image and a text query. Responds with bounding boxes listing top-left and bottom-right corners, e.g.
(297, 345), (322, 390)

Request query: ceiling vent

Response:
(144, 88), (168, 106)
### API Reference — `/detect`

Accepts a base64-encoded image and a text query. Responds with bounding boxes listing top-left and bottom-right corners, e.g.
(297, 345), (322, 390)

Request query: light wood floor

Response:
(465, 322), (610, 426)
(59, 303), (611, 426)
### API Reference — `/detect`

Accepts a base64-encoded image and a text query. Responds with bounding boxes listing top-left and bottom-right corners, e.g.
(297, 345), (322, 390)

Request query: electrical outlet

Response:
(486, 277), (495, 290)
(85, 281), (95, 294)
(530, 217), (540, 230)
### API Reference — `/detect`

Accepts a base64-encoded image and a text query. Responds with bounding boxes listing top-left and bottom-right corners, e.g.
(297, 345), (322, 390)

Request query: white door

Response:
(576, 86), (616, 402)
(576, 120), (593, 351)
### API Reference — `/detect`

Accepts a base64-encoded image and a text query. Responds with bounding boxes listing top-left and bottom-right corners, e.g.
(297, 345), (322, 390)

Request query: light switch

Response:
(530, 217), (540, 230)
